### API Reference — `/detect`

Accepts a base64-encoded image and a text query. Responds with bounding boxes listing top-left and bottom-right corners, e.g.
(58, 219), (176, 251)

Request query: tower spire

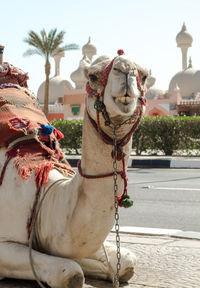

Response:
(176, 23), (193, 70)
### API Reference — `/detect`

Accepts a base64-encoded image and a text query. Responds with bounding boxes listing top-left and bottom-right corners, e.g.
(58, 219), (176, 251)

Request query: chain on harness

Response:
(80, 50), (147, 287)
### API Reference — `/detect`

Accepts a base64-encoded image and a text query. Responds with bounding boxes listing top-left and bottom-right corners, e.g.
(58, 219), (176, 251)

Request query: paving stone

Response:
(0, 233), (200, 288)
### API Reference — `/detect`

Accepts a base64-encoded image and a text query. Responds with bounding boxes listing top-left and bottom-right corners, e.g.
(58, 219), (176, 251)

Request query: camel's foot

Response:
(0, 241), (84, 288)
(78, 240), (136, 283)
(45, 259), (84, 288)
(47, 270), (83, 288)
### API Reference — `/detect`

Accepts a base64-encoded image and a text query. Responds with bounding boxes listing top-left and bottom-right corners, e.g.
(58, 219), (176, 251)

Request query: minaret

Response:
(0, 45), (4, 64)
(188, 56), (192, 68)
(82, 37), (97, 61)
(70, 55), (91, 89)
(70, 38), (97, 89)
(52, 48), (65, 76)
(176, 23), (193, 70)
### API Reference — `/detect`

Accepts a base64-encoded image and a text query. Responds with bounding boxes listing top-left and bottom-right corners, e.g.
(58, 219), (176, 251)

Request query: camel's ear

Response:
(84, 66), (90, 80)
(136, 64), (148, 84)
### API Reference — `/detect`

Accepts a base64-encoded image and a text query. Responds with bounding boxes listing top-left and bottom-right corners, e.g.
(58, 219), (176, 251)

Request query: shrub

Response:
(52, 117), (200, 156)
(51, 120), (83, 154)
(132, 116), (200, 155)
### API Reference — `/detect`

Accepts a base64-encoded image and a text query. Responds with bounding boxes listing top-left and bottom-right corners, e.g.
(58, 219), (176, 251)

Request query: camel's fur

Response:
(0, 54), (147, 287)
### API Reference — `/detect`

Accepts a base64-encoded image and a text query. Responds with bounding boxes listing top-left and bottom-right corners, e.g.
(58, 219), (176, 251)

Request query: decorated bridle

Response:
(78, 50), (147, 208)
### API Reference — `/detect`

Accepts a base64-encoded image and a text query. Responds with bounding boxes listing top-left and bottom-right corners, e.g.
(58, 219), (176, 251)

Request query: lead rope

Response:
(28, 178), (69, 288)
(113, 126), (121, 288)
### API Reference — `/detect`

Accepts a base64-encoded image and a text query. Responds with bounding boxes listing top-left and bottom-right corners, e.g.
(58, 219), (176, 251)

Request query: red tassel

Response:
(54, 127), (64, 140)
(35, 163), (53, 187)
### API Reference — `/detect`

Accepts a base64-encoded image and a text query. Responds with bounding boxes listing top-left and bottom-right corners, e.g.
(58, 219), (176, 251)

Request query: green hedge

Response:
(132, 116), (200, 155)
(51, 117), (200, 156)
(51, 120), (83, 154)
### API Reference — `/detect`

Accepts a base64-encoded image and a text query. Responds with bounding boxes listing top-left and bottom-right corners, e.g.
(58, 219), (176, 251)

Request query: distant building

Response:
(37, 23), (200, 119)
(145, 23), (200, 116)
(37, 37), (96, 121)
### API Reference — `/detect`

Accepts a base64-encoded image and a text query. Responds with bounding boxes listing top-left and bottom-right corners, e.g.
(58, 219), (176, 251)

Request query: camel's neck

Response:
(37, 110), (134, 258)
(80, 111), (132, 175)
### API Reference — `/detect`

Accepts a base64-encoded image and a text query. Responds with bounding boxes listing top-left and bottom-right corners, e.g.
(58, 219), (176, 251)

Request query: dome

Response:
(70, 55), (91, 89)
(168, 65), (200, 98)
(37, 76), (73, 104)
(82, 37), (97, 60)
(146, 86), (166, 100)
(176, 23), (193, 47)
(146, 72), (166, 99)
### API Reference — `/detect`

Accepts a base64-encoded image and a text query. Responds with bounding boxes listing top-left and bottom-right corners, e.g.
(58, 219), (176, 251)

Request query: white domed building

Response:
(146, 23), (200, 116)
(37, 49), (73, 121)
(37, 25), (200, 119)
(168, 58), (200, 99)
(37, 38), (97, 121)
(168, 23), (200, 115)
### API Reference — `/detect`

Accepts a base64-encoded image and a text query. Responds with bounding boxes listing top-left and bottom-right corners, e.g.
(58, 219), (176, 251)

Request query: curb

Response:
(129, 158), (171, 168)
(111, 226), (200, 240)
(66, 156), (200, 169)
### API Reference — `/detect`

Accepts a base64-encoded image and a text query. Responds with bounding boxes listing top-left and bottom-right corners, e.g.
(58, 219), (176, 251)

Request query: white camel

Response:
(0, 52), (147, 288)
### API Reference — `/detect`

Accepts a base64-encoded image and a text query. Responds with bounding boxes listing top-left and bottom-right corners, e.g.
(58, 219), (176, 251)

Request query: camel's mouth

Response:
(113, 93), (134, 105)
(113, 94), (136, 114)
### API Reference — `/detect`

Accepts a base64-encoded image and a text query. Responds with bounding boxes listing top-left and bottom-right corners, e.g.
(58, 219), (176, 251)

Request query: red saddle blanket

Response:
(0, 87), (48, 147)
(0, 87), (74, 187)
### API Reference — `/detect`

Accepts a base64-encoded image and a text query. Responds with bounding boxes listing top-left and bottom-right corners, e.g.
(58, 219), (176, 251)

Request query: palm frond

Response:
(48, 29), (57, 49)
(62, 43), (80, 51)
(24, 28), (79, 60)
(51, 30), (66, 52)
(23, 48), (44, 57)
(24, 30), (45, 54)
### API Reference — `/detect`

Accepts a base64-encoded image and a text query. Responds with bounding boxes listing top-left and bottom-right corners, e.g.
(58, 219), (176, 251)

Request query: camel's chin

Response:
(113, 98), (136, 114)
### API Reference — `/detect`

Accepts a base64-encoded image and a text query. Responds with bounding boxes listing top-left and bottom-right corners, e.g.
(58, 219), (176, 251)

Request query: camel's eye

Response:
(89, 74), (98, 82)
(142, 76), (147, 83)
(113, 68), (122, 73)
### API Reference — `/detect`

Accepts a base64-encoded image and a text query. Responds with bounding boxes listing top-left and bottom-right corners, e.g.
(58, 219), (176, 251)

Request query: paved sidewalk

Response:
(84, 232), (200, 288)
(1, 232), (200, 288)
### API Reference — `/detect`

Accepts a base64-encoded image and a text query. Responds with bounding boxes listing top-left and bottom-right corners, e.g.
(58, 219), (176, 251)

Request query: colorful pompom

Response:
(117, 49), (125, 56)
(41, 123), (54, 136)
(118, 194), (133, 208)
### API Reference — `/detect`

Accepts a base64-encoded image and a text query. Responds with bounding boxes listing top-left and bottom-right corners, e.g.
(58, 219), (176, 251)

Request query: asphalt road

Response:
(119, 168), (200, 232)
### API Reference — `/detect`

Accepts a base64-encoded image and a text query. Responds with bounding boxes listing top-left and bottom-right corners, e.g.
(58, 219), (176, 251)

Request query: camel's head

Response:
(84, 53), (148, 121)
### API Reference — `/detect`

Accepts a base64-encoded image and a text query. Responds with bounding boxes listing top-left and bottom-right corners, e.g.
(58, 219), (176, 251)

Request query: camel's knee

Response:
(103, 242), (136, 282)
(119, 247), (136, 282)
(78, 241), (136, 283)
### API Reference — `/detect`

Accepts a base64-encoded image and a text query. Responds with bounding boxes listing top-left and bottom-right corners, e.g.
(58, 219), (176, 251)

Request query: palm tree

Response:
(24, 29), (79, 118)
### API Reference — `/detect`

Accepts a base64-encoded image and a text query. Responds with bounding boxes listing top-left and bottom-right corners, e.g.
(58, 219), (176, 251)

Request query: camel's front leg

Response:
(78, 240), (136, 283)
(0, 242), (84, 288)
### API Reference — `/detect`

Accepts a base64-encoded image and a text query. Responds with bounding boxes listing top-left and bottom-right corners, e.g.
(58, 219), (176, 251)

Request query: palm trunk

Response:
(44, 59), (50, 118)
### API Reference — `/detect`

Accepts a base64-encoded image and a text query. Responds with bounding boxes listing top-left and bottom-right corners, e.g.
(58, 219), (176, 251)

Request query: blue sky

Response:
(1, 0), (200, 94)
